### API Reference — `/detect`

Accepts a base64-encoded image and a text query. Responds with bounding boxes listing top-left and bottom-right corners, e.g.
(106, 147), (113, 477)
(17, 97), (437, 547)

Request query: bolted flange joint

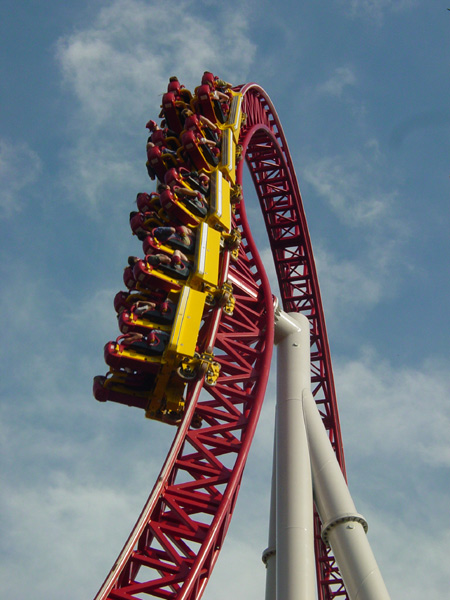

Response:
(261, 545), (276, 566)
(321, 512), (368, 547)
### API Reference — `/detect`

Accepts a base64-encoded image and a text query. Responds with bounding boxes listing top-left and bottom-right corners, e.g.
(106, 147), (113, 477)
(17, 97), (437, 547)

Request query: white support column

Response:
(302, 388), (391, 600)
(265, 303), (390, 600)
(275, 311), (316, 600)
(262, 432), (277, 600)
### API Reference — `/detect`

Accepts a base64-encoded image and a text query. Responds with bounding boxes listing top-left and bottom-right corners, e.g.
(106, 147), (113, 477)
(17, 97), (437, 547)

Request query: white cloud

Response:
(0, 138), (41, 218)
(300, 147), (412, 322)
(303, 150), (398, 229)
(259, 246), (279, 293)
(338, 0), (419, 23)
(318, 66), (356, 97)
(332, 350), (450, 598)
(0, 473), (154, 599)
(55, 0), (256, 212)
(315, 244), (385, 315)
(55, 0), (255, 124)
(302, 141), (414, 313)
(66, 287), (119, 344)
(206, 350), (450, 600)
(61, 140), (144, 219)
(366, 513), (450, 600)
(336, 349), (450, 467)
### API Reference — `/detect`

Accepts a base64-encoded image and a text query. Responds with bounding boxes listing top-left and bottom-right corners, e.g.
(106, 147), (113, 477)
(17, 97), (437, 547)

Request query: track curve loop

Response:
(94, 79), (348, 600)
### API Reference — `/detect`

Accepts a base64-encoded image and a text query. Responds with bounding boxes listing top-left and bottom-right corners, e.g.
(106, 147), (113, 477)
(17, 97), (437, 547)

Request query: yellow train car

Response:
(220, 127), (237, 184)
(166, 286), (206, 357)
(207, 170), (232, 233)
(225, 92), (244, 143)
(190, 222), (222, 290)
(146, 286), (207, 417)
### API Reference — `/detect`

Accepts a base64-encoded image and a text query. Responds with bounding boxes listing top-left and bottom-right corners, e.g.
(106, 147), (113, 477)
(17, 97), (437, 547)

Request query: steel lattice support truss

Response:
(94, 83), (350, 600)
(239, 84), (347, 600)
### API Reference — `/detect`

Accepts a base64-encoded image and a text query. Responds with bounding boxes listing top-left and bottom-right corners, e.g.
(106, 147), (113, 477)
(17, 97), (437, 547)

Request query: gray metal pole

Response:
(275, 311), (316, 600)
(262, 430), (277, 600)
(302, 387), (391, 600)
(265, 305), (390, 600)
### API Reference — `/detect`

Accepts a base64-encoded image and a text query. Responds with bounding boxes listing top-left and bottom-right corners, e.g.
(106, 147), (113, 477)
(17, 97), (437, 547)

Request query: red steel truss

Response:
(238, 83), (348, 600)
(94, 83), (349, 600)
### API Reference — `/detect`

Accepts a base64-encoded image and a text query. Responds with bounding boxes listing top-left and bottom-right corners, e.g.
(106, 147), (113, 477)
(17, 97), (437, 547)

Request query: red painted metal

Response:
(94, 179), (274, 599)
(237, 83), (348, 600)
(94, 82), (349, 600)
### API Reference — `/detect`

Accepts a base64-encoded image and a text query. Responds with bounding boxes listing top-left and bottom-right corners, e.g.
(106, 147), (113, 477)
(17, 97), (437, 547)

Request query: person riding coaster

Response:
(103, 332), (168, 374)
(130, 254), (190, 294)
(97, 369), (156, 392)
(181, 129), (220, 171)
(166, 76), (193, 104)
(150, 128), (180, 153)
(158, 185), (203, 227)
(146, 143), (180, 181)
(136, 191), (161, 213)
(123, 255), (181, 292)
(145, 251), (191, 278)
(130, 211), (166, 241)
(194, 83), (229, 125)
(133, 298), (176, 320)
(93, 370), (202, 428)
(146, 225), (196, 254)
(164, 167), (210, 197)
(93, 372), (154, 410)
(201, 71), (232, 94)
(119, 330), (170, 353)
(159, 91), (188, 136)
(181, 108), (221, 144)
(162, 175), (209, 217)
(172, 183), (209, 217)
(123, 264), (138, 290)
(114, 290), (169, 317)
(143, 242), (193, 275)
(118, 298), (177, 334)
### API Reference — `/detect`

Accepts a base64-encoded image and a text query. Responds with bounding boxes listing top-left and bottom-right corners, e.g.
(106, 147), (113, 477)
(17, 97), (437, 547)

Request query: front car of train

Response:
(93, 73), (244, 427)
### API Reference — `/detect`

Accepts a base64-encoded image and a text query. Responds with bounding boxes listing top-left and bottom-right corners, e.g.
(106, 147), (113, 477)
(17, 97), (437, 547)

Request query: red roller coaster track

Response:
(94, 82), (349, 600)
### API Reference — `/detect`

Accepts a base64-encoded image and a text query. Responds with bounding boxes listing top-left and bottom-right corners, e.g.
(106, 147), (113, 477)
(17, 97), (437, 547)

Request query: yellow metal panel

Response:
(220, 128), (236, 184)
(207, 170), (231, 232)
(191, 223), (221, 289)
(163, 378), (186, 412)
(145, 366), (186, 418)
(136, 267), (182, 290)
(130, 316), (172, 333)
(226, 93), (243, 144)
(120, 346), (162, 367)
(168, 286), (206, 358)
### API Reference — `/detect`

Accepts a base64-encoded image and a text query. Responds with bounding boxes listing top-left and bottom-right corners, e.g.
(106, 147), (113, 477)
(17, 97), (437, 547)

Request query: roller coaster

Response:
(93, 73), (390, 600)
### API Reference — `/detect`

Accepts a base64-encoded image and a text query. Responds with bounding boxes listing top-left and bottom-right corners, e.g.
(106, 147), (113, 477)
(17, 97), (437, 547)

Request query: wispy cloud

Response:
(314, 244), (385, 315)
(367, 515), (450, 600)
(56, 0), (255, 125)
(55, 0), (256, 213)
(337, 0), (419, 23)
(0, 471), (160, 599)
(336, 349), (450, 467)
(301, 143), (412, 325)
(204, 349), (450, 600)
(303, 147), (400, 229)
(0, 138), (41, 219)
(318, 66), (356, 98)
(334, 348), (450, 597)
(390, 108), (450, 147)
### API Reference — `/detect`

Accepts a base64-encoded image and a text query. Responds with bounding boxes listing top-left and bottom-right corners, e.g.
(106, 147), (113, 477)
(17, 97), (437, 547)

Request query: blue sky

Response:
(1, 1), (449, 598)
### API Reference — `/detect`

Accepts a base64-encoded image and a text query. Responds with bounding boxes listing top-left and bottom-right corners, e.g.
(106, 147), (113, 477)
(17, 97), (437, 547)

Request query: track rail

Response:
(238, 83), (347, 599)
(94, 82), (349, 600)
